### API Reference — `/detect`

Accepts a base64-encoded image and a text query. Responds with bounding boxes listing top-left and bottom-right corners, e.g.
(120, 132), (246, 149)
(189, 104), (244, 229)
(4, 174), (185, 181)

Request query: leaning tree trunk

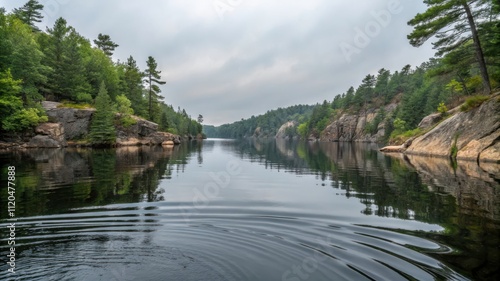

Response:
(463, 2), (492, 94)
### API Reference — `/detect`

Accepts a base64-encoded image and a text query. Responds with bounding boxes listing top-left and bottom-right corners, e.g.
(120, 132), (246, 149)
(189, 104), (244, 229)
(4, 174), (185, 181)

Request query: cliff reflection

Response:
(229, 139), (500, 223)
(226, 138), (500, 278)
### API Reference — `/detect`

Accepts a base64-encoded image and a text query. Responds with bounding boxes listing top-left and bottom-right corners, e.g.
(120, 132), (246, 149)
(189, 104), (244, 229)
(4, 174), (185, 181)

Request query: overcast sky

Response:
(2, 0), (435, 125)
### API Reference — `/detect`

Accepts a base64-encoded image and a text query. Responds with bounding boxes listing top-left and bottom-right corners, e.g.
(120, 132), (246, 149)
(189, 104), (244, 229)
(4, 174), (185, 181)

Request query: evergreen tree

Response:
(121, 56), (146, 116)
(93, 33), (118, 57)
(13, 0), (44, 31)
(375, 68), (391, 99)
(1, 12), (48, 103)
(42, 17), (70, 99)
(61, 29), (92, 101)
(85, 46), (120, 100)
(408, 0), (492, 93)
(0, 9), (13, 71)
(90, 82), (116, 146)
(159, 111), (169, 131)
(144, 56), (166, 120)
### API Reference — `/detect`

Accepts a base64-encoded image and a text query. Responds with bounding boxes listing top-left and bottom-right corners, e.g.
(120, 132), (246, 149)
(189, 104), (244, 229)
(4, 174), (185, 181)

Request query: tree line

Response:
(203, 105), (315, 138)
(0, 0), (202, 142)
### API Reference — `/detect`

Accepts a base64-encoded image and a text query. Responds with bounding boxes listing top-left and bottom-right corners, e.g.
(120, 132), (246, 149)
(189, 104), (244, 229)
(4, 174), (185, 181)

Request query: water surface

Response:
(0, 139), (499, 280)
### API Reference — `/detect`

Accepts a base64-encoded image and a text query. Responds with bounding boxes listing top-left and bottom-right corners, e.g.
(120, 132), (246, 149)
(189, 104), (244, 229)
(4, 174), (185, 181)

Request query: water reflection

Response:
(0, 144), (201, 218)
(223, 139), (500, 279)
(0, 139), (499, 280)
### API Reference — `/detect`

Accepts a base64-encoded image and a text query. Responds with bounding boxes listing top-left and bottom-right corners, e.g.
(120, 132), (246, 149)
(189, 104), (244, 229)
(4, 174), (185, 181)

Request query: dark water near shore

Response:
(0, 139), (499, 281)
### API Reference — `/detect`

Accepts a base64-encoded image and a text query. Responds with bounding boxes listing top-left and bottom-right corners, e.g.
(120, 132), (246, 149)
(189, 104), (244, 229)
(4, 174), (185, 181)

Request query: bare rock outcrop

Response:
(320, 104), (397, 143)
(26, 123), (67, 148)
(405, 97), (499, 163)
(276, 121), (298, 139)
(417, 112), (442, 130)
(0, 101), (183, 150)
(43, 102), (95, 140)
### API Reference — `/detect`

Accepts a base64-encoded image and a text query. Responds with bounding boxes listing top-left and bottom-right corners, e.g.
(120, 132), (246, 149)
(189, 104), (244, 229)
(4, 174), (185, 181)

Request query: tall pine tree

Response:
(121, 56), (146, 116)
(90, 82), (116, 146)
(408, 0), (492, 93)
(13, 0), (44, 31)
(144, 56), (166, 120)
(93, 33), (118, 57)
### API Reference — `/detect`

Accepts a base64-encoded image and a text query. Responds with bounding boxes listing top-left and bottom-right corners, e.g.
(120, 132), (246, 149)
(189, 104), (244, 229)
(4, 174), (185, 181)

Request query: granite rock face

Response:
(27, 135), (62, 148)
(276, 121), (298, 139)
(320, 103), (397, 143)
(405, 97), (499, 163)
(0, 102), (182, 149)
(43, 102), (95, 140)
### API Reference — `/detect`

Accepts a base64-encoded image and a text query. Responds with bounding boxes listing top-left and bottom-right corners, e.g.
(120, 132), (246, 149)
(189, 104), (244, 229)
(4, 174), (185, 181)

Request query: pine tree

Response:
(61, 30), (91, 101)
(0, 9), (13, 71)
(144, 56), (166, 120)
(408, 0), (492, 93)
(43, 17), (70, 99)
(90, 82), (116, 146)
(121, 56), (146, 116)
(93, 33), (119, 57)
(13, 0), (44, 31)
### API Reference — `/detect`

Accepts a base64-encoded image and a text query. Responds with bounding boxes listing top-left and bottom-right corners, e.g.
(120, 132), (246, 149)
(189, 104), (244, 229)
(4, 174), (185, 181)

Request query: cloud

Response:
(2, 0), (435, 125)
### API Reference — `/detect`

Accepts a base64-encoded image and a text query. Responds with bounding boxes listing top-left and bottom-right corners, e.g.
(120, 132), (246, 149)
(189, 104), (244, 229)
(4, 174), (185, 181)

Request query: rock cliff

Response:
(0, 101), (181, 150)
(320, 103), (397, 142)
(404, 96), (499, 163)
(275, 121), (298, 139)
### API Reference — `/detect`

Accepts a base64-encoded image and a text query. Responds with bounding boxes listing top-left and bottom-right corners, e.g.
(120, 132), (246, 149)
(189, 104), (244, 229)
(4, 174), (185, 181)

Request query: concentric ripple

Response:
(1, 201), (467, 281)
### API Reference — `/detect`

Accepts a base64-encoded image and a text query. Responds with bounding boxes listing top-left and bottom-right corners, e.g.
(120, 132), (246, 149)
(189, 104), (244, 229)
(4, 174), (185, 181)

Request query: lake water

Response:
(0, 139), (499, 281)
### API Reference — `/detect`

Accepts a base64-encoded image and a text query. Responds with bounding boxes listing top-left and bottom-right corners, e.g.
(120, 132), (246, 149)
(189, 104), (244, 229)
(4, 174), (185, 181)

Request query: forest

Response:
(207, 0), (500, 142)
(0, 1), (202, 144)
(204, 104), (315, 138)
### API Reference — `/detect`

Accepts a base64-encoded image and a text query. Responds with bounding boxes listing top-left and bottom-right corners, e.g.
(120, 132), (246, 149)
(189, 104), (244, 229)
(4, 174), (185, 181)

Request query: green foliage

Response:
(450, 134), (459, 159)
(297, 122), (308, 138)
(0, 3), (203, 139)
(0, 69), (46, 131)
(204, 104), (315, 138)
(460, 95), (490, 112)
(58, 101), (92, 109)
(84, 46), (120, 100)
(144, 56), (166, 120)
(364, 111), (385, 135)
(437, 102), (448, 115)
(89, 83), (115, 146)
(75, 92), (93, 103)
(390, 118), (407, 140)
(121, 115), (137, 128)
(2, 107), (47, 131)
(115, 94), (136, 128)
(390, 128), (423, 146)
(119, 56), (146, 118)
(12, 0), (43, 31)
(407, 0), (493, 93)
(93, 33), (118, 57)
(115, 94), (133, 115)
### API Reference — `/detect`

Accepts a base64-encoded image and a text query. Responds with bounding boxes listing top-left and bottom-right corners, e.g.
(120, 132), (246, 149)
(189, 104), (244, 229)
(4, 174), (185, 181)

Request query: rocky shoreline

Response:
(380, 95), (499, 163)
(0, 101), (182, 150)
